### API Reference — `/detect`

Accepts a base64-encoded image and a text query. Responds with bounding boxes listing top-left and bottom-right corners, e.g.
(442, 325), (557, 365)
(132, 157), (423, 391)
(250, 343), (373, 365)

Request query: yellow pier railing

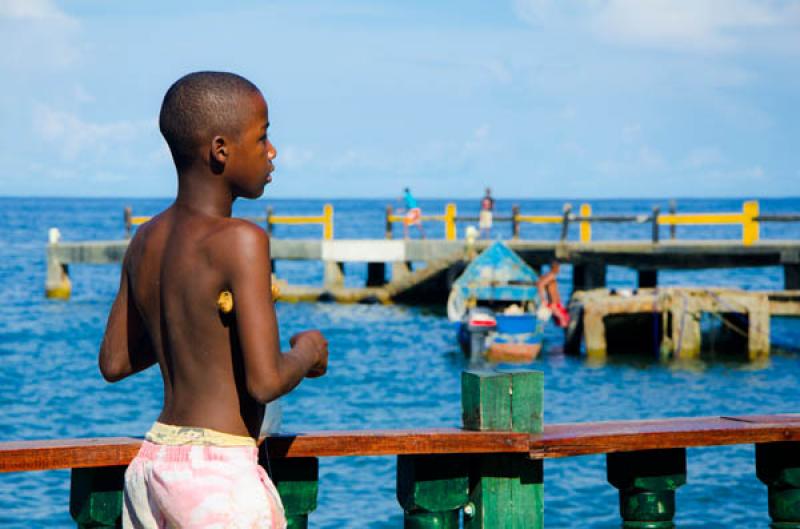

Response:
(124, 204), (335, 240)
(658, 200), (759, 245)
(266, 204), (334, 240)
(510, 200), (763, 246)
(385, 203), (457, 240)
(123, 200), (778, 245)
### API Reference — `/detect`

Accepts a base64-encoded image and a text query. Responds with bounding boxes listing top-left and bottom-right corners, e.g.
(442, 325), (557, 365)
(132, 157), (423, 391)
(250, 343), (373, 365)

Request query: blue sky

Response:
(1, 0), (799, 198)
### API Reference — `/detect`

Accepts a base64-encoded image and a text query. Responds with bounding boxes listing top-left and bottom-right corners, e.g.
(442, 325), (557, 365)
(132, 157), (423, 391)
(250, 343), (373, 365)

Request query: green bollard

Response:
(462, 370), (544, 529)
(397, 454), (469, 528)
(268, 457), (319, 529)
(607, 448), (687, 529)
(69, 466), (126, 529)
(756, 442), (800, 528)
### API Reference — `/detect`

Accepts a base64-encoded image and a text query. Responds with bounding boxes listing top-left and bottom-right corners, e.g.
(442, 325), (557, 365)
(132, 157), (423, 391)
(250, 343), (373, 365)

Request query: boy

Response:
(478, 187), (494, 239)
(401, 187), (425, 239)
(536, 260), (570, 328)
(99, 72), (328, 529)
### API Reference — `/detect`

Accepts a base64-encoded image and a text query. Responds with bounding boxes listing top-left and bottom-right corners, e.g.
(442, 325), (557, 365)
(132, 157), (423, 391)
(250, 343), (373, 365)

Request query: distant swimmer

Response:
(536, 260), (570, 328)
(401, 187), (425, 239)
(479, 187), (494, 239)
(99, 71), (328, 529)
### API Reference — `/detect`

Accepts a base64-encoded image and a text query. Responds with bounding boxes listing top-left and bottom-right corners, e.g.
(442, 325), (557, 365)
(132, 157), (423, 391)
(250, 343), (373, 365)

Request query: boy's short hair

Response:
(159, 71), (261, 169)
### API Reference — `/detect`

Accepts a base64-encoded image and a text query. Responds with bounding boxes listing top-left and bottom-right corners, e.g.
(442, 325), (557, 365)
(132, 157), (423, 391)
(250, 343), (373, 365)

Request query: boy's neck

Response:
(175, 168), (235, 217)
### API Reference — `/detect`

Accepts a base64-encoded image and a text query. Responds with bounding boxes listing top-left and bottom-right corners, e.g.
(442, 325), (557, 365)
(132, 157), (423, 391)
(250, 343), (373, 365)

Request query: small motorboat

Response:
(448, 241), (545, 362)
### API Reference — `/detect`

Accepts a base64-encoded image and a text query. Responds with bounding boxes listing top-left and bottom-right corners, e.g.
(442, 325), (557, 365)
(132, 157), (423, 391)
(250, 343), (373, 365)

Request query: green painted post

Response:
(269, 457), (319, 529)
(757, 442), (800, 528)
(607, 448), (687, 529)
(462, 370), (544, 529)
(69, 466), (126, 529)
(397, 454), (469, 528)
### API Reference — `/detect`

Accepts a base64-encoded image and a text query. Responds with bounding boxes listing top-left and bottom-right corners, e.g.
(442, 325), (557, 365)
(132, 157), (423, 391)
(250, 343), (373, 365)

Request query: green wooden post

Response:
(757, 442), (800, 528)
(607, 448), (687, 529)
(397, 454), (469, 528)
(269, 457), (319, 529)
(462, 370), (544, 529)
(70, 466), (126, 529)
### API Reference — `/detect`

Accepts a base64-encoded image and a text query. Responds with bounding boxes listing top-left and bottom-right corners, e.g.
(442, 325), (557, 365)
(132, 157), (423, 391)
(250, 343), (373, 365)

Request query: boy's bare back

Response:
(99, 72), (327, 440)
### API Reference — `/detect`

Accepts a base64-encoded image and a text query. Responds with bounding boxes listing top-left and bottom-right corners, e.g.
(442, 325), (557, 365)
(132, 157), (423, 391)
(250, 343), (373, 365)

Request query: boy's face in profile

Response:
(226, 91), (276, 199)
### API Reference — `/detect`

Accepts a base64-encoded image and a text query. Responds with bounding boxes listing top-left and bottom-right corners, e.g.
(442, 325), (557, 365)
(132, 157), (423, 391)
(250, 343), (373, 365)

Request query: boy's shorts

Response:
(404, 207), (422, 226)
(123, 423), (286, 529)
(479, 210), (492, 230)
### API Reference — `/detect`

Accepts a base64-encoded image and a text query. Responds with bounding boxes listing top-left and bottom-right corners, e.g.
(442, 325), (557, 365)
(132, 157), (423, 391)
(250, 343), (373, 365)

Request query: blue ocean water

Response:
(1, 196), (799, 528)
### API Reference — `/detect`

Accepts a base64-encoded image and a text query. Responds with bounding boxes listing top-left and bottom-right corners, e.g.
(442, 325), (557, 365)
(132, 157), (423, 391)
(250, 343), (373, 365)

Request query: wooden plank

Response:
(0, 429), (530, 473)
(529, 415), (800, 459)
(0, 437), (141, 473)
(5, 416), (800, 473)
(266, 429), (530, 458)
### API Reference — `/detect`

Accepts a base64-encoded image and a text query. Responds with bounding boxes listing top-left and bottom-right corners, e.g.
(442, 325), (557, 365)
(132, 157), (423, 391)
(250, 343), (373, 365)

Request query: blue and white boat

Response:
(447, 241), (546, 362)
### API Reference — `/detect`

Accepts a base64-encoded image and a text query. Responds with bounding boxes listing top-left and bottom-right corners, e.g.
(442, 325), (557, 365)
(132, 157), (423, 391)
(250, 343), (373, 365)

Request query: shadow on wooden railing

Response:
(2, 371), (800, 528)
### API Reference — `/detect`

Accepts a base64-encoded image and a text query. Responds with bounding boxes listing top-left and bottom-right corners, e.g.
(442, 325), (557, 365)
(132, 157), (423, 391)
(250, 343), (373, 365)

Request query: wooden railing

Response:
(2, 370), (800, 528)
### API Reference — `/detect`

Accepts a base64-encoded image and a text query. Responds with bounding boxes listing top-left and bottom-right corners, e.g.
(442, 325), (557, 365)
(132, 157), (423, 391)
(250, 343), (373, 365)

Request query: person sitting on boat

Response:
(536, 260), (570, 328)
(479, 187), (494, 239)
(99, 71), (329, 529)
(401, 187), (425, 239)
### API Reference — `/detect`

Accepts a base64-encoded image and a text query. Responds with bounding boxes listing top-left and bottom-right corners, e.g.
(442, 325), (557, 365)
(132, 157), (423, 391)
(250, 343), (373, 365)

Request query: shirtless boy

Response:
(99, 72), (328, 529)
(536, 260), (570, 328)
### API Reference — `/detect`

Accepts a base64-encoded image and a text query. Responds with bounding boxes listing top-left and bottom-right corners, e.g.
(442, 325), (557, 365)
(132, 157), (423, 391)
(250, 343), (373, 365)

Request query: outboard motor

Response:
(463, 308), (497, 362)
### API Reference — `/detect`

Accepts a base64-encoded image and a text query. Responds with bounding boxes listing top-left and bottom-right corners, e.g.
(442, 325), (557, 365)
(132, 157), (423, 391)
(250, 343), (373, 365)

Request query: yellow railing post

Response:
(580, 203), (592, 243)
(742, 200), (759, 246)
(444, 203), (457, 240)
(323, 204), (334, 240)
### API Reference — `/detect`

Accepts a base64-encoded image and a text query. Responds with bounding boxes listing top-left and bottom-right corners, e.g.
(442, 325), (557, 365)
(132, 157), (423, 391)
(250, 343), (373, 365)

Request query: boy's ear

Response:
(211, 135), (228, 165)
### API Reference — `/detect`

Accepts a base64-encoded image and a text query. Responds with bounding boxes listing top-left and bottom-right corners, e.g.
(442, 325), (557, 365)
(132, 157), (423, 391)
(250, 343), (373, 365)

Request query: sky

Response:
(1, 0), (799, 199)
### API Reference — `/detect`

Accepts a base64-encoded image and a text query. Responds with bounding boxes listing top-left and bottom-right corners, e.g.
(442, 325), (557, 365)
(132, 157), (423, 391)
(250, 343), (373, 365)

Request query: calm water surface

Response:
(1, 197), (799, 528)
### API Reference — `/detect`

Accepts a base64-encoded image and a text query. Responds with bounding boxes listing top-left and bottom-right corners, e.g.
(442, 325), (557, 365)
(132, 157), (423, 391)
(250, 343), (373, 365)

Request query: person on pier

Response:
(99, 72), (328, 529)
(401, 187), (425, 239)
(479, 187), (494, 239)
(536, 260), (570, 328)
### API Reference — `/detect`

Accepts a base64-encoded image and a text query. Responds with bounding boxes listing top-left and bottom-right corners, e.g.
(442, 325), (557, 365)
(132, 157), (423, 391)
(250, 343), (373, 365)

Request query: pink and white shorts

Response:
(123, 430), (285, 529)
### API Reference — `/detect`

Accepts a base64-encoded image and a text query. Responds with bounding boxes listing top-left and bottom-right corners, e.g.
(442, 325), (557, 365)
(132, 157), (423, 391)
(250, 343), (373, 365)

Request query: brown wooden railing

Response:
(2, 371), (799, 528)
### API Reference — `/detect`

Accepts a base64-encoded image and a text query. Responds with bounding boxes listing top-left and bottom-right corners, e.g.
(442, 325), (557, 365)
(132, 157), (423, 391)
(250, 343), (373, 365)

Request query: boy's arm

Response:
(225, 223), (326, 404)
(99, 258), (156, 382)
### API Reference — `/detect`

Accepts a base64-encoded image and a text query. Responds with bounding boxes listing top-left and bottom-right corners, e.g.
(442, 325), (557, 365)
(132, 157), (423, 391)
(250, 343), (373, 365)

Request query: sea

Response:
(1, 196), (799, 528)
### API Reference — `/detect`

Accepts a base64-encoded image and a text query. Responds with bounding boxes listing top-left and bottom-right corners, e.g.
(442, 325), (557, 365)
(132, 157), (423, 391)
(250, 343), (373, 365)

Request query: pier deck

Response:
(46, 238), (800, 302)
(565, 287), (800, 360)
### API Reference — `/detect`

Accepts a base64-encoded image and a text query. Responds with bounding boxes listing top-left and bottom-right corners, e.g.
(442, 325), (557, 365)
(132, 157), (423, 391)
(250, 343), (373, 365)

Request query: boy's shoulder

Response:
(204, 218), (271, 271)
(127, 214), (270, 270)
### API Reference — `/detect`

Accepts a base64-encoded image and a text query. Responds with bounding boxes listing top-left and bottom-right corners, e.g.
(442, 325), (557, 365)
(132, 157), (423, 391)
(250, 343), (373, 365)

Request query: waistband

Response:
(145, 422), (256, 447)
(136, 440), (258, 464)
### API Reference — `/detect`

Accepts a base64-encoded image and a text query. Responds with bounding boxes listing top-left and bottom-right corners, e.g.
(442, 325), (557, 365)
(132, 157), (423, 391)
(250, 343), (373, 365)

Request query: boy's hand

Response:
(289, 330), (328, 378)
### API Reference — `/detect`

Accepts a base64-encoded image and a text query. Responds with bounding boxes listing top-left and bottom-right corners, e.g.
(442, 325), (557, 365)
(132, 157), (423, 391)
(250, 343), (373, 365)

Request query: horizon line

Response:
(2, 194), (799, 202)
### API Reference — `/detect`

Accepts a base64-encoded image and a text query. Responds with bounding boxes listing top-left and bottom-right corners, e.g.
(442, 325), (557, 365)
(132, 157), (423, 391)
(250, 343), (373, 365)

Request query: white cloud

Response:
(513, 0), (800, 53)
(280, 145), (315, 169)
(685, 147), (725, 168)
(33, 105), (150, 162)
(0, 0), (81, 70)
(0, 0), (76, 23)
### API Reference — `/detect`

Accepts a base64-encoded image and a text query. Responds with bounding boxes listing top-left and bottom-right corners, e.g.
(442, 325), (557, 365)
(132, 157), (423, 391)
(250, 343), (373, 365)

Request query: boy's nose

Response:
(268, 141), (277, 161)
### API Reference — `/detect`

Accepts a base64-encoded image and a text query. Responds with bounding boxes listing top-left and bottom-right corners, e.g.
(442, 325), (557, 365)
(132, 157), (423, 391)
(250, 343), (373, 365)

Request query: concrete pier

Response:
(46, 238), (800, 301)
(565, 288), (800, 360)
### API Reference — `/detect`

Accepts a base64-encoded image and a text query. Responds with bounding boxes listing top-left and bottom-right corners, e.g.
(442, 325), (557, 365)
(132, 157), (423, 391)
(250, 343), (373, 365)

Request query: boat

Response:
(447, 241), (546, 362)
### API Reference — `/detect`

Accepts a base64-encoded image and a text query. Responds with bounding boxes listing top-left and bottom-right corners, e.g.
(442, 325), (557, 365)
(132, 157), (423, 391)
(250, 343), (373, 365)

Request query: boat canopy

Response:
(447, 241), (540, 321)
